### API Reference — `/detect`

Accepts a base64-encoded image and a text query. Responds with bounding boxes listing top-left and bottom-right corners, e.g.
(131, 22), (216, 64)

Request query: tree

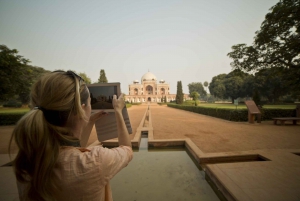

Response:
(203, 81), (209, 102)
(0, 45), (49, 103)
(187, 82), (207, 98)
(227, 0), (300, 93)
(190, 91), (200, 106)
(203, 81), (209, 90)
(252, 90), (261, 106)
(78, 72), (91, 84)
(241, 74), (255, 99)
(18, 65), (49, 103)
(223, 70), (249, 103)
(208, 74), (227, 99)
(98, 69), (108, 83)
(254, 67), (289, 102)
(176, 81), (184, 104)
(0, 45), (30, 102)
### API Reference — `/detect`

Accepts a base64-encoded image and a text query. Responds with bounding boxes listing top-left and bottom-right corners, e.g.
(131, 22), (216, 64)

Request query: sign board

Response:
(245, 100), (261, 114)
(234, 99), (238, 105)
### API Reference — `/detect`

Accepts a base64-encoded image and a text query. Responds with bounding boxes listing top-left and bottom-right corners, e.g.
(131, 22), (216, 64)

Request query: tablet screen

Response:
(89, 86), (118, 109)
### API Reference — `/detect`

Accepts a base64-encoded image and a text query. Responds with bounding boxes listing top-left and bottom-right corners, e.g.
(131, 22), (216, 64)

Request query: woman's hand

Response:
(89, 111), (108, 124)
(113, 94), (125, 113)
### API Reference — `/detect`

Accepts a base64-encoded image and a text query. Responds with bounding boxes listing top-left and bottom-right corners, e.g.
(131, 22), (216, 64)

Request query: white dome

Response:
(141, 72), (157, 83)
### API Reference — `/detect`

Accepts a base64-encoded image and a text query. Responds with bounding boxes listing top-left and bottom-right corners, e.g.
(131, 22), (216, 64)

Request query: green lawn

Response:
(0, 107), (29, 114)
(0, 103), (297, 114)
(184, 102), (297, 109)
(262, 105), (297, 109)
(0, 104), (135, 113)
(196, 103), (247, 109)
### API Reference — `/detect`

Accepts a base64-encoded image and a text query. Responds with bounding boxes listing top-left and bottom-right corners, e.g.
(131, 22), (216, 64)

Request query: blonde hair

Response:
(9, 71), (89, 201)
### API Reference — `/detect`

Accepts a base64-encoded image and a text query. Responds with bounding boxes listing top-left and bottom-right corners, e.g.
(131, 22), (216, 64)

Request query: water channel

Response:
(110, 133), (221, 201)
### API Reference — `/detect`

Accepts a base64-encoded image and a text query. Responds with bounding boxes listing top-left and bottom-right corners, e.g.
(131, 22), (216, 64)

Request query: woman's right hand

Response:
(113, 94), (125, 113)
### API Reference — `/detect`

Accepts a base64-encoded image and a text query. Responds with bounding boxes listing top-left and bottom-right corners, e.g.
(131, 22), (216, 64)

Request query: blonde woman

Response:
(10, 71), (133, 201)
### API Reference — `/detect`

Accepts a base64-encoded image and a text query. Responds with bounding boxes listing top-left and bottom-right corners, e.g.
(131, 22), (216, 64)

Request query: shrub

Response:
(167, 104), (296, 122)
(0, 113), (26, 125)
(3, 100), (22, 108)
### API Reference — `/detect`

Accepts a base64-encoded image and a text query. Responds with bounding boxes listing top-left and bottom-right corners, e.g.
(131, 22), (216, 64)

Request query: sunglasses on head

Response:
(53, 70), (85, 83)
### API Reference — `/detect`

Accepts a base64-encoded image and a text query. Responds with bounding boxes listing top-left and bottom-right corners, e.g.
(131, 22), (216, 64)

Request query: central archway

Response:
(146, 85), (153, 95)
(147, 97), (151, 102)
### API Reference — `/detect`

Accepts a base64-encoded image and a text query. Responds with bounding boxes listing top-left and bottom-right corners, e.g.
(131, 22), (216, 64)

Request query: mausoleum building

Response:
(126, 72), (190, 103)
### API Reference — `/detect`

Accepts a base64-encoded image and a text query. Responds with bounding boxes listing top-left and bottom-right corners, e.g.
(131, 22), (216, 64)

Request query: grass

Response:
(182, 102), (297, 110)
(0, 103), (297, 114)
(0, 103), (137, 113)
(0, 107), (29, 114)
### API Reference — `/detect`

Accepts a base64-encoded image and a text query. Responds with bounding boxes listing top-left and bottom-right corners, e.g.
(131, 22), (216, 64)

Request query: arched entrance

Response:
(147, 97), (151, 102)
(146, 85), (153, 95)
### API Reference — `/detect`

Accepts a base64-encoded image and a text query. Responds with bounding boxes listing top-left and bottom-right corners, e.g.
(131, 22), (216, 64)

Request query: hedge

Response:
(167, 104), (296, 122)
(1, 104), (296, 125)
(1, 104), (133, 125)
(0, 113), (27, 125)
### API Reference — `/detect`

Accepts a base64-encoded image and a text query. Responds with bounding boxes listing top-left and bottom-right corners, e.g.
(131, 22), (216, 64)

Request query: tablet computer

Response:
(87, 83), (132, 142)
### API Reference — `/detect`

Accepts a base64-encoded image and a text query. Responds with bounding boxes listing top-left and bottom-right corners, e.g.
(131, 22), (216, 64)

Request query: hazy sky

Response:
(0, 0), (278, 94)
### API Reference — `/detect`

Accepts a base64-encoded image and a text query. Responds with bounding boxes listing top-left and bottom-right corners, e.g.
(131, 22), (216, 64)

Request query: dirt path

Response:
(151, 105), (300, 153)
(2, 104), (300, 154)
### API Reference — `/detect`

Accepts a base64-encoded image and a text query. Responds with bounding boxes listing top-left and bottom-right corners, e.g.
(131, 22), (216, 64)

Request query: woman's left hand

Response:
(89, 111), (108, 124)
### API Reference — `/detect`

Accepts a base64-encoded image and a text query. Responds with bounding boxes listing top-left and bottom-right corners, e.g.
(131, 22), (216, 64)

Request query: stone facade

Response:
(126, 72), (190, 103)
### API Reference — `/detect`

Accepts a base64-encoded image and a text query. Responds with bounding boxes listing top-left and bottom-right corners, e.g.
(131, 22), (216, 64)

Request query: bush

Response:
(0, 113), (26, 125)
(167, 103), (296, 122)
(126, 103), (132, 108)
(3, 100), (22, 108)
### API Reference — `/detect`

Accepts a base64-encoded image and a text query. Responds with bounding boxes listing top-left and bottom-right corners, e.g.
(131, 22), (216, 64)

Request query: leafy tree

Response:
(187, 82), (207, 98)
(254, 67), (289, 102)
(0, 45), (30, 102)
(78, 72), (91, 84)
(203, 81), (209, 91)
(0, 45), (49, 103)
(208, 74), (227, 99)
(190, 91), (200, 106)
(241, 74), (255, 99)
(98, 69), (108, 83)
(252, 90), (261, 106)
(223, 70), (249, 103)
(203, 81), (209, 102)
(227, 0), (300, 94)
(19, 65), (49, 103)
(176, 81), (184, 104)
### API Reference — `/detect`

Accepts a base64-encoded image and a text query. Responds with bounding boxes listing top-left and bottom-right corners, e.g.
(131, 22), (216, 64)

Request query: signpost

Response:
(245, 100), (261, 123)
(234, 99), (238, 110)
